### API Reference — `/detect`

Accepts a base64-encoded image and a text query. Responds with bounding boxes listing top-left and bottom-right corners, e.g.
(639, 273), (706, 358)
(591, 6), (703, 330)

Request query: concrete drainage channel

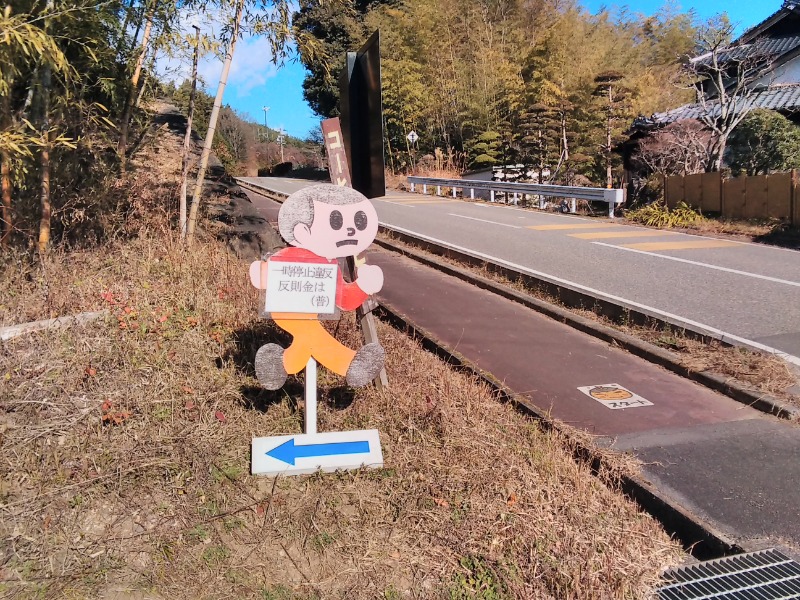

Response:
(235, 178), (797, 563)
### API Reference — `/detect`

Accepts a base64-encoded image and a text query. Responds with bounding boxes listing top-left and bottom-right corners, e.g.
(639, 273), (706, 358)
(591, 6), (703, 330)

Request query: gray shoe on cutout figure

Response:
(255, 343), (288, 390)
(346, 342), (385, 387)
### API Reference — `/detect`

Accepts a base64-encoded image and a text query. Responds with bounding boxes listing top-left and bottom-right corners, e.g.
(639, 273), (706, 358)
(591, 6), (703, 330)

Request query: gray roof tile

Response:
(692, 35), (800, 67)
(648, 84), (800, 124)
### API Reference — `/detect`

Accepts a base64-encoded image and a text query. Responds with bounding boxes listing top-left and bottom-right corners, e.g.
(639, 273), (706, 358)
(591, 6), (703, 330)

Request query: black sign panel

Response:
(338, 30), (385, 199)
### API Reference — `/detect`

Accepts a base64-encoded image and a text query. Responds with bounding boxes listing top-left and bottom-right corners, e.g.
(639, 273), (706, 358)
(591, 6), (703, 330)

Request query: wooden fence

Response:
(664, 170), (800, 225)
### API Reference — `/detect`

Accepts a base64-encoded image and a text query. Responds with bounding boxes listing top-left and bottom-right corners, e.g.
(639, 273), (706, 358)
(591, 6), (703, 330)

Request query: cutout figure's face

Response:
(292, 199), (379, 259)
(589, 386), (633, 401)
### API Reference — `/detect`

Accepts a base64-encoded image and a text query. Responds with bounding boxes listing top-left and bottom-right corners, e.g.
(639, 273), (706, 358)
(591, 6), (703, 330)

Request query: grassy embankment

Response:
(1, 118), (683, 599)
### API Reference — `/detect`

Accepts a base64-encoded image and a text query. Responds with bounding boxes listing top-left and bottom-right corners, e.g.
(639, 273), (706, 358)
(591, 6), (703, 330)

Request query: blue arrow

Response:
(266, 438), (370, 466)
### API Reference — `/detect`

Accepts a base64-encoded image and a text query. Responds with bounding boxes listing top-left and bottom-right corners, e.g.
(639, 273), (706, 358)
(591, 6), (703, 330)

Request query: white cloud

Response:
(156, 8), (280, 96)
(198, 35), (279, 97)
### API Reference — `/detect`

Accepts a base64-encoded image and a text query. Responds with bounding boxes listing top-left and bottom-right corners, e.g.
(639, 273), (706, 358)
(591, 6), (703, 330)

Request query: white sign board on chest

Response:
(252, 429), (384, 476)
(264, 260), (338, 314)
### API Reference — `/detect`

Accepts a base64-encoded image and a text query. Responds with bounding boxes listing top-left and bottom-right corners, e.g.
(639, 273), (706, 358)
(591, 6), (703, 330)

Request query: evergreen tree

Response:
(728, 109), (800, 176)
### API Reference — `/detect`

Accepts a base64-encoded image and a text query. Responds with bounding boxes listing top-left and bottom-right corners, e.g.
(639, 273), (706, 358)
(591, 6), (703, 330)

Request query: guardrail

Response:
(407, 176), (624, 217)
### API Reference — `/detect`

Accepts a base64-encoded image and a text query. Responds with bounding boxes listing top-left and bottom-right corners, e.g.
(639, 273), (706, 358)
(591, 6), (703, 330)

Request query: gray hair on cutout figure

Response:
(277, 184), (370, 245)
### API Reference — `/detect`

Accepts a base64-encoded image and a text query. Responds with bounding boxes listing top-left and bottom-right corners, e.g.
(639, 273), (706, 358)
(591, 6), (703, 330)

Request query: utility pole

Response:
(262, 106), (270, 141)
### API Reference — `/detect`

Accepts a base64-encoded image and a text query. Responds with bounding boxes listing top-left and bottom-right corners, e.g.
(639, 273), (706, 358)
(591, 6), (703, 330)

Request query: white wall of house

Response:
(756, 54), (800, 86)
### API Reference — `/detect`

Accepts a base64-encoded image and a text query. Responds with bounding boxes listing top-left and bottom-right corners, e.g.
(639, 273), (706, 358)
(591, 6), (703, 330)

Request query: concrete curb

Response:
(375, 233), (800, 422)
(375, 300), (745, 560)
(233, 178), (799, 420)
(236, 179), (288, 201)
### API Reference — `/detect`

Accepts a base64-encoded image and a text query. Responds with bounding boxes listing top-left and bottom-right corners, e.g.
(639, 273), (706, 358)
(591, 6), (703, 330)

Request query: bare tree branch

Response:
(682, 19), (777, 171)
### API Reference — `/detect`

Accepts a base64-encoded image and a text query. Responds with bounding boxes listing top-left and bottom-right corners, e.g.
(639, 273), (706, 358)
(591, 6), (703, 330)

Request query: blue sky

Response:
(581, 0), (773, 33)
(183, 1), (778, 139)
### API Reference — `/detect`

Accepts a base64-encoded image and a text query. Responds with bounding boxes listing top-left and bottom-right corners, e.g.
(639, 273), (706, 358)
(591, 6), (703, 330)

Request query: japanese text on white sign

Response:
(264, 261), (338, 314)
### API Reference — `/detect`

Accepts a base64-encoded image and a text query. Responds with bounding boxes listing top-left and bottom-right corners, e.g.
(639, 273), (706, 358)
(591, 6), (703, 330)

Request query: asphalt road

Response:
(238, 177), (800, 364)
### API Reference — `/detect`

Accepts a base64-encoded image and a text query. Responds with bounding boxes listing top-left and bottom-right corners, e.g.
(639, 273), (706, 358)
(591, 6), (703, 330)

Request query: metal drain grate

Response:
(658, 549), (800, 599)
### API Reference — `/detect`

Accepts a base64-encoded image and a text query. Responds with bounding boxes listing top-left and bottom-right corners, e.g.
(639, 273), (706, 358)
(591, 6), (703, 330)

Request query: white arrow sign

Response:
(252, 429), (384, 476)
(407, 130), (418, 144)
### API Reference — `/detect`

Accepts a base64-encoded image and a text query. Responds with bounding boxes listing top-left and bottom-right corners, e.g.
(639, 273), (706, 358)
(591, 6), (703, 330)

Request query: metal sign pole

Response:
(305, 357), (317, 435)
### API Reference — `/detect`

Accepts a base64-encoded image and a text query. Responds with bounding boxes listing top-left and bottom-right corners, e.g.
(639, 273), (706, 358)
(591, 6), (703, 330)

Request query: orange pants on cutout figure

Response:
(276, 318), (355, 376)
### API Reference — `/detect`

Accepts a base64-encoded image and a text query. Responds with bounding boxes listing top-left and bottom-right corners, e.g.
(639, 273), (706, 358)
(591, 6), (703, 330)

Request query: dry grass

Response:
(621, 216), (800, 250)
(637, 331), (798, 399)
(386, 169), (463, 195)
(0, 236), (684, 598)
(0, 119), (685, 599)
(648, 218), (775, 239)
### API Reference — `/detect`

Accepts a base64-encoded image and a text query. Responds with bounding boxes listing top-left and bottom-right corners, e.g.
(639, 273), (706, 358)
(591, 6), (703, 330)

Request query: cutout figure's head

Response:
(278, 184), (379, 259)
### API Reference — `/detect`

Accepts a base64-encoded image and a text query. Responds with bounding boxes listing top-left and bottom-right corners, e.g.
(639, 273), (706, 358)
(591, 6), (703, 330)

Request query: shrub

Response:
(625, 201), (704, 228)
(728, 109), (800, 175)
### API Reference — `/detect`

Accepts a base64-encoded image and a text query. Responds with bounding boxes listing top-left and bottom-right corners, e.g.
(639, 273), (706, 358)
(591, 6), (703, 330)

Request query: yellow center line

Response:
(569, 230), (678, 239)
(620, 240), (740, 251)
(528, 223), (620, 230)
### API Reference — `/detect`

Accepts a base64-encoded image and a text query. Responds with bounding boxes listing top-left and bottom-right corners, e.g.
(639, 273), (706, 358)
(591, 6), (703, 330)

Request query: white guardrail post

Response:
(603, 189), (624, 218)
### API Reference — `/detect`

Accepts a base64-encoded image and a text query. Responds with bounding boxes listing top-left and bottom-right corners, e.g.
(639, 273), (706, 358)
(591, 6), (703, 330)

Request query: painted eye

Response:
(354, 210), (368, 231)
(330, 210), (343, 230)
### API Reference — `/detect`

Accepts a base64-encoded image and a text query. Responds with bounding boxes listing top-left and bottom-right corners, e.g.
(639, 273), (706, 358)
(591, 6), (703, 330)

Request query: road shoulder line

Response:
(374, 233), (800, 420)
(379, 223), (800, 368)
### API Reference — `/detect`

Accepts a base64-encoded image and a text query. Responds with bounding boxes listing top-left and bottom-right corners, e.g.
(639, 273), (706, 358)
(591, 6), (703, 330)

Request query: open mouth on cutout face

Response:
(336, 239), (359, 247)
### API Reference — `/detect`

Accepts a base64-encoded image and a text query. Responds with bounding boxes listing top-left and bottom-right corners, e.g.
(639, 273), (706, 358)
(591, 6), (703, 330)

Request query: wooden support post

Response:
(321, 116), (388, 389)
(344, 256), (388, 389)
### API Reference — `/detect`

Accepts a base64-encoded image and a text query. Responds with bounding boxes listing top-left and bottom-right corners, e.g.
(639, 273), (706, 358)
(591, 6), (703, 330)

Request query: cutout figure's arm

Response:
(354, 264), (383, 295)
(336, 271), (368, 310)
(249, 260), (268, 289)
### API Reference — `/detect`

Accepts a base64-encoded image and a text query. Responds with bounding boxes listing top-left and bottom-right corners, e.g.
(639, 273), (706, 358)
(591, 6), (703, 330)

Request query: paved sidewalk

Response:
(370, 249), (800, 559)
(246, 187), (800, 559)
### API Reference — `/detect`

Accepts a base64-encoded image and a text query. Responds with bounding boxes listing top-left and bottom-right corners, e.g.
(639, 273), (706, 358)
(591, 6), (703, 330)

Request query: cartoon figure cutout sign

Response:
(249, 184), (385, 390)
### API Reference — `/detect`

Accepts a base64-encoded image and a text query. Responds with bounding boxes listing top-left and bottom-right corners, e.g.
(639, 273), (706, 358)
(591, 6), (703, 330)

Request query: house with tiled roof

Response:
(633, 2), (800, 131)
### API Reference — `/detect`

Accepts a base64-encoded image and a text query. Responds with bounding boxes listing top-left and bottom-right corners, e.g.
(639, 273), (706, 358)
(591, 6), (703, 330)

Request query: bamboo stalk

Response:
(186, 0), (244, 241)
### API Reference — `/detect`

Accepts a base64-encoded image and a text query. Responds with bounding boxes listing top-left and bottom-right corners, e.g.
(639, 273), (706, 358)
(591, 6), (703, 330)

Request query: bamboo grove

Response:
(0, 0), (317, 251)
(295, 0), (701, 184)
